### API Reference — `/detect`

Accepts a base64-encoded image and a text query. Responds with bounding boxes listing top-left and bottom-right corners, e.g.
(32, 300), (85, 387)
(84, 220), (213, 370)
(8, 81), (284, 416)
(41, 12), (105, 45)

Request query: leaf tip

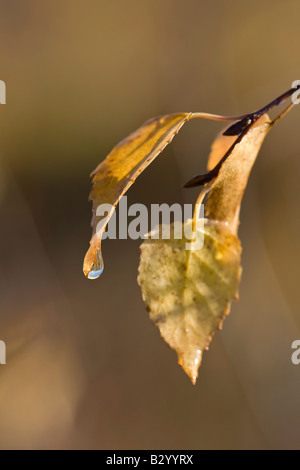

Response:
(191, 376), (197, 386)
(178, 348), (202, 385)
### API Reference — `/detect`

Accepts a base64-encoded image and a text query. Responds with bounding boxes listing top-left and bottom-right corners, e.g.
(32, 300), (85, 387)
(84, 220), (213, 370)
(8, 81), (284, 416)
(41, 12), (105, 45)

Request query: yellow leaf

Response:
(138, 219), (242, 384)
(83, 113), (192, 279)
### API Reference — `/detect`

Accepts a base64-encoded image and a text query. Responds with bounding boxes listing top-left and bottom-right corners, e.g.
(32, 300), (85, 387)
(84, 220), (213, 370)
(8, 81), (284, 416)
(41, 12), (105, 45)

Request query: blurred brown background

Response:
(0, 0), (299, 450)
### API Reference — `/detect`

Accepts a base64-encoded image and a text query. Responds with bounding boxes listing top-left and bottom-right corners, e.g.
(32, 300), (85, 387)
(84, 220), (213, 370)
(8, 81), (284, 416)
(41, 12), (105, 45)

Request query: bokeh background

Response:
(0, 0), (299, 450)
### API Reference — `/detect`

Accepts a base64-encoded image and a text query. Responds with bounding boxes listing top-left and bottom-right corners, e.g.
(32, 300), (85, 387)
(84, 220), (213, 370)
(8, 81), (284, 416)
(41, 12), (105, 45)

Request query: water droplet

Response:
(87, 249), (104, 280)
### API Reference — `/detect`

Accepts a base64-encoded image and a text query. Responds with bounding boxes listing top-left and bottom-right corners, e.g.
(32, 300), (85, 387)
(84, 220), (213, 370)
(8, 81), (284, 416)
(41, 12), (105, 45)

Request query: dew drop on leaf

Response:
(87, 248), (104, 280)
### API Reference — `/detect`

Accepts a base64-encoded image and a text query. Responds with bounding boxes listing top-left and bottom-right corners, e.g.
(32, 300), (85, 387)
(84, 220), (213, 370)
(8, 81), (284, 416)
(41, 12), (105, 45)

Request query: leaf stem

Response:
(190, 112), (249, 122)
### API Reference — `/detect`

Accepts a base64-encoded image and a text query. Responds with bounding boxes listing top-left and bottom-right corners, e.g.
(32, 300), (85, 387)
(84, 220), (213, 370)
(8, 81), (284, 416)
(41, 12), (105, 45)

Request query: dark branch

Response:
(184, 84), (300, 188)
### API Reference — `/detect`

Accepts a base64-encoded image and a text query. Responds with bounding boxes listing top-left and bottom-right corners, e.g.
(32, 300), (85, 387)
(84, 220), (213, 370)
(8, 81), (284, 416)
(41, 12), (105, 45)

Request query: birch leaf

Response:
(83, 113), (192, 279)
(138, 219), (242, 384)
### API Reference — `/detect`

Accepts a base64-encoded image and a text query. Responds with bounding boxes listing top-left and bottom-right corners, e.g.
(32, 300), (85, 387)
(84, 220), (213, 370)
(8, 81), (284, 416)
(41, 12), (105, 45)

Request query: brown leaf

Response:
(206, 114), (271, 233)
